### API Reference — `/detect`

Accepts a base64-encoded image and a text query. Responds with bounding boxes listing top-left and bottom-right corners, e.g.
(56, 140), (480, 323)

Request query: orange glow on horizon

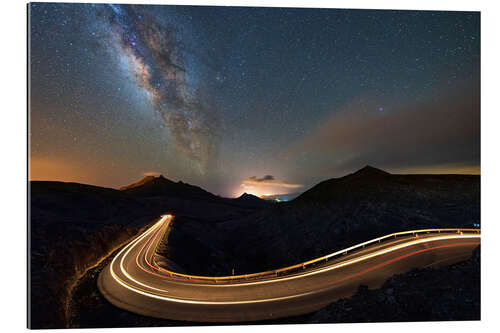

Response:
(29, 156), (97, 184)
(392, 165), (480, 175)
(29, 156), (130, 189)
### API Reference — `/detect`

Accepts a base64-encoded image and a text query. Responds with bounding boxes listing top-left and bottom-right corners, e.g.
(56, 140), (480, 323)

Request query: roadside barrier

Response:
(152, 219), (480, 284)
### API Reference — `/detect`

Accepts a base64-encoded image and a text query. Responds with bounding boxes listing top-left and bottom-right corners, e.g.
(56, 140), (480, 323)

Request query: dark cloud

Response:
(248, 175), (275, 182)
(242, 175), (302, 190)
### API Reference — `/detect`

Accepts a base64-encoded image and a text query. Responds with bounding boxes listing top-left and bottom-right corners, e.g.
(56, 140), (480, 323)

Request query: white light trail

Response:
(106, 215), (480, 305)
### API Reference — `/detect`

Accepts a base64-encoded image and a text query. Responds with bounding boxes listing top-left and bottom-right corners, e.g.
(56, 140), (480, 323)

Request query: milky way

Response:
(102, 4), (218, 172)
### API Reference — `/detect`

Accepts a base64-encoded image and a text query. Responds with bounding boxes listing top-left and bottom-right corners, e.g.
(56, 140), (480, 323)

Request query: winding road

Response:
(98, 215), (480, 322)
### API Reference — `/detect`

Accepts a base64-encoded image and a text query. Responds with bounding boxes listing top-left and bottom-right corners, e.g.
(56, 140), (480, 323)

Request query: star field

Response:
(29, 3), (480, 196)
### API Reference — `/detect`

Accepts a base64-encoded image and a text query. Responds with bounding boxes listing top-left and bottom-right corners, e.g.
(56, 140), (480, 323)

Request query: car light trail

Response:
(99, 214), (481, 322)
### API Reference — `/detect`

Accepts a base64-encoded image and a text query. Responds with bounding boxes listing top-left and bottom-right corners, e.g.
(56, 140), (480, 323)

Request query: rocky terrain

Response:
(68, 245), (480, 327)
(156, 166), (480, 275)
(29, 181), (158, 328)
(29, 176), (271, 328)
(309, 246), (480, 323)
(29, 166), (480, 328)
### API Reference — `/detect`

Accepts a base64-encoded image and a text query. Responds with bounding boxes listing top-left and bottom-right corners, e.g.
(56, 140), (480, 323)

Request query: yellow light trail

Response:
(106, 215), (480, 305)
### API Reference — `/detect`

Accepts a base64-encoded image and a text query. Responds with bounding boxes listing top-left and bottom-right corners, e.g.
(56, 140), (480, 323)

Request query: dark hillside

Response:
(157, 166), (479, 276)
(228, 192), (273, 209)
(30, 181), (161, 328)
(29, 178), (268, 328)
(30, 167), (480, 327)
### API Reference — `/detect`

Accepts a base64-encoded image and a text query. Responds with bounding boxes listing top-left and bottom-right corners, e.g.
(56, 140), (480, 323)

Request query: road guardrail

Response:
(152, 217), (480, 283)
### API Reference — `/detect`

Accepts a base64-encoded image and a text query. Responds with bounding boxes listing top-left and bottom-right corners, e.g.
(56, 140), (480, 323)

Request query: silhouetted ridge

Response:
(294, 166), (393, 202)
(120, 175), (216, 200)
(237, 192), (261, 200)
(217, 192), (272, 209)
(214, 168), (479, 276)
(348, 165), (391, 178)
(119, 175), (156, 191)
(30, 176), (273, 328)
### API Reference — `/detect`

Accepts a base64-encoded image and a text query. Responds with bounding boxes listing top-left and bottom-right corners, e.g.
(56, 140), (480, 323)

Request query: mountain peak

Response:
(238, 192), (257, 199)
(119, 174), (174, 191)
(351, 165), (390, 177)
(232, 192), (271, 207)
(120, 174), (217, 200)
(119, 175), (155, 191)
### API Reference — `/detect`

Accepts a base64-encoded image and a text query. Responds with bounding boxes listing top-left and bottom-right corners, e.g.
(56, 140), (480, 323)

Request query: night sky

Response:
(29, 3), (480, 197)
